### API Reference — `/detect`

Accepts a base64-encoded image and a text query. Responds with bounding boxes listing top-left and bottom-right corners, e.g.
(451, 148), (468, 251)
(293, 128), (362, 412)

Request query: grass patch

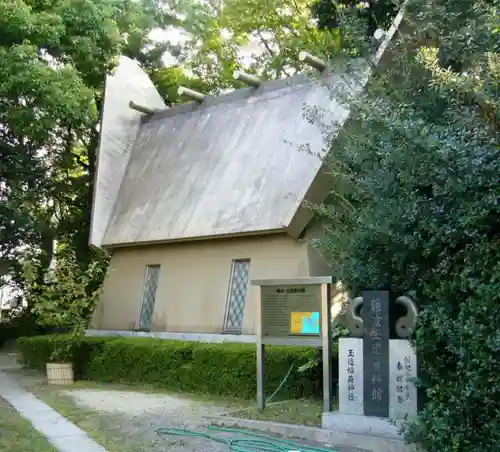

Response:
(226, 399), (326, 426)
(0, 398), (57, 452)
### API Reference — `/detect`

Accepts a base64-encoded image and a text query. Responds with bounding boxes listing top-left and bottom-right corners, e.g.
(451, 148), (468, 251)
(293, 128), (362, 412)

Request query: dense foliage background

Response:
(2, 0), (499, 449)
(315, 0), (500, 449)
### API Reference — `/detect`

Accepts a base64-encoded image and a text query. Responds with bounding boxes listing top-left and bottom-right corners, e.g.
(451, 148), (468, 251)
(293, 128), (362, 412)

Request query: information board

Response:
(251, 277), (333, 412)
(260, 284), (321, 337)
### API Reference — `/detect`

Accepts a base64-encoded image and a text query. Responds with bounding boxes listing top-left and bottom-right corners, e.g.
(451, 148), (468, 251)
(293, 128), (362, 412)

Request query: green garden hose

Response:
(266, 363), (295, 404)
(156, 363), (323, 451)
(156, 425), (338, 452)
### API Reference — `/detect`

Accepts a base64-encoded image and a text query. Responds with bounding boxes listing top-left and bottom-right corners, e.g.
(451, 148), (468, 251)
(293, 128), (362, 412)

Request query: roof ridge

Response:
(144, 72), (315, 124)
(144, 56), (370, 124)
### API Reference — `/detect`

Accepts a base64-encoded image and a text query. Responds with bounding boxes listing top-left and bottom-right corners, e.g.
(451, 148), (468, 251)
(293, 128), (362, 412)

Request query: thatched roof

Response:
(91, 58), (369, 248)
(109, 72), (368, 246)
(90, 5), (405, 249)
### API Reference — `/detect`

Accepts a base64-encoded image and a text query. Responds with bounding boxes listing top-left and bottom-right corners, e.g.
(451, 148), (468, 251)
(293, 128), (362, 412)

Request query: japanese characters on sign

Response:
(404, 355), (412, 402)
(395, 355), (413, 405)
(396, 360), (405, 405)
(339, 337), (363, 415)
(275, 287), (306, 294)
(347, 348), (356, 402)
(389, 340), (418, 419)
(363, 291), (390, 418)
(370, 298), (383, 403)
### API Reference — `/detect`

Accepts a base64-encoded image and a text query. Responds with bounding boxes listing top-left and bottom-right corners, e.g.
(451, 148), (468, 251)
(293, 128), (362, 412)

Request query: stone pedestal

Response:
(323, 290), (418, 452)
(338, 338), (417, 420)
(321, 411), (416, 452)
(322, 411), (400, 439)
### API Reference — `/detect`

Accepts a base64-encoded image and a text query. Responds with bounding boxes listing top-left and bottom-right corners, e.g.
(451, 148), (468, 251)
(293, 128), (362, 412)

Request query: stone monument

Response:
(324, 290), (419, 440)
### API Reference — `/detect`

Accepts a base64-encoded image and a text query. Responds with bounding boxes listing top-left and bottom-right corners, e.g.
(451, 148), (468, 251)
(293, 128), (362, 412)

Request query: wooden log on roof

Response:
(177, 86), (205, 103)
(298, 51), (328, 72)
(233, 70), (262, 88)
(129, 100), (160, 115)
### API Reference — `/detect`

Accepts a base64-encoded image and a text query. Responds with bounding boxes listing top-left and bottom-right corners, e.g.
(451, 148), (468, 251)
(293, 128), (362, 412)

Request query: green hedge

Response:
(17, 335), (338, 399)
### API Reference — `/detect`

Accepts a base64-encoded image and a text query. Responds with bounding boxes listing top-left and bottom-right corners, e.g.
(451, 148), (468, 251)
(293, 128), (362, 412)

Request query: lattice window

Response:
(137, 265), (160, 331)
(223, 259), (250, 334)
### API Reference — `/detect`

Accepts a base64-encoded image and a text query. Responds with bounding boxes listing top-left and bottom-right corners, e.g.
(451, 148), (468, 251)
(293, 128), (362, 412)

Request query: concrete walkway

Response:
(0, 368), (107, 452)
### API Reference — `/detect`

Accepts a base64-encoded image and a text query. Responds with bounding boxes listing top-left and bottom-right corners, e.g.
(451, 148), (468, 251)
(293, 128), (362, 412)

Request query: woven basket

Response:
(46, 362), (74, 385)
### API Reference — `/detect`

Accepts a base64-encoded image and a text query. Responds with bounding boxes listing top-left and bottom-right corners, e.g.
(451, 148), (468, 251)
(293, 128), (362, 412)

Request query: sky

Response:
(148, 23), (267, 70)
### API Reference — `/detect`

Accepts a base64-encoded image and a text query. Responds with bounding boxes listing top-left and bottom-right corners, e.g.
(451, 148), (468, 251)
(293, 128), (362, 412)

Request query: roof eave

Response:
(101, 227), (289, 250)
(285, 162), (334, 239)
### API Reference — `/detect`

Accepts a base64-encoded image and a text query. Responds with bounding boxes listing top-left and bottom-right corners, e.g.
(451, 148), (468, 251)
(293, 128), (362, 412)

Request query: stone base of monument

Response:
(322, 411), (400, 440)
(326, 336), (419, 451)
(321, 411), (415, 452)
(205, 413), (415, 452)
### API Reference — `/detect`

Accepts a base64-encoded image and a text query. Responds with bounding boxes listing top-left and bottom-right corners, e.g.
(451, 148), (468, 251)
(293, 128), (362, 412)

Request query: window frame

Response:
(135, 264), (161, 332)
(222, 258), (251, 334)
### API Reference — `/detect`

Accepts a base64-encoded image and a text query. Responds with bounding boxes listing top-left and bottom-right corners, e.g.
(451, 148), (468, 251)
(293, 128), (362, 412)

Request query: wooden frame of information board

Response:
(251, 277), (332, 412)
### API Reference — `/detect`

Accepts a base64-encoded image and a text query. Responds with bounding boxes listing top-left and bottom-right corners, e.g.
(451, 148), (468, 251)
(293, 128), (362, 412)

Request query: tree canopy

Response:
(0, 0), (180, 304)
(315, 0), (499, 449)
(2, 0), (500, 448)
(311, 0), (398, 36)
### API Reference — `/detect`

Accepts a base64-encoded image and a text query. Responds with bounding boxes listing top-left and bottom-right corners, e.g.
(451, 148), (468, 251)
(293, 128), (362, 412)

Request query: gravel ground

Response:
(66, 390), (210, 416)
(63, 389), (367, 452)
(0, 353), (367, 452)
(64, 389), (238, 452)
